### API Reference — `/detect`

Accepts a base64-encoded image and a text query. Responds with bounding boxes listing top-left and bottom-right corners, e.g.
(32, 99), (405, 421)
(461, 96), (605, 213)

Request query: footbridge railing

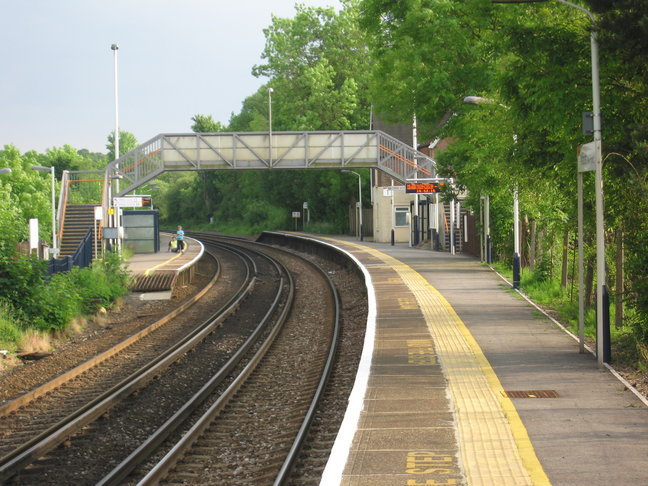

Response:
(106, 130), (436, 196)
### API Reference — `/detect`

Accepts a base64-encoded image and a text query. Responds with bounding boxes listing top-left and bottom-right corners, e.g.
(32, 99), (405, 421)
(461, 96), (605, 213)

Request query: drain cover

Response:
(502, 390), (559, 398)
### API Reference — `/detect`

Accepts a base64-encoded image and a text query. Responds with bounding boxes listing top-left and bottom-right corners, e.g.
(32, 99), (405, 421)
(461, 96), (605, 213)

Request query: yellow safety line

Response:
(322, 238), (550, 486)
(143, 247), (187, 277)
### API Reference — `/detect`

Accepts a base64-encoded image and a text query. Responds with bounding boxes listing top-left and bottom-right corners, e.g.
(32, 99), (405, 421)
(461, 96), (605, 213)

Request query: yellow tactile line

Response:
(323, 238), (550, 486)
(143, 245), (187, 277)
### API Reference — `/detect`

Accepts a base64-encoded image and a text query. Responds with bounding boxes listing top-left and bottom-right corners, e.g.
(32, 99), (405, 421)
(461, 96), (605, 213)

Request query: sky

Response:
(0, 0), (341, 155)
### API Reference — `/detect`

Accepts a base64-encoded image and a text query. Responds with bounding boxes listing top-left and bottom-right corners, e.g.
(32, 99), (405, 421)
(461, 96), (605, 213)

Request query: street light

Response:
(268, 87), (274, 167)
(111, 43), (120, 192)
(31, 165), (57, 251)
(342, 169), (363, 241)
(463, 96), (519, 284)
(492, 0), (608, 364)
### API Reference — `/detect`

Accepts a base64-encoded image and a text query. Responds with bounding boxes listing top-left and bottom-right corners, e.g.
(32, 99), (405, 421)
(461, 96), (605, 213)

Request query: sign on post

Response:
(113, 196), (152, 208)
(577, 142), (597, 173)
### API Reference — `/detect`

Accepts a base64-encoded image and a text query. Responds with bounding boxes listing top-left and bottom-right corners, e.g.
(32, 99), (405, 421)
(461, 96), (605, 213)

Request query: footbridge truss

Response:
(106, 130), (436, 196)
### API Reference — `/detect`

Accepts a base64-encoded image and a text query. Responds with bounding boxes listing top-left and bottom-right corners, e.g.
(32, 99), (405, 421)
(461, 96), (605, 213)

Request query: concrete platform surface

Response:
(311, 237), (648, 486)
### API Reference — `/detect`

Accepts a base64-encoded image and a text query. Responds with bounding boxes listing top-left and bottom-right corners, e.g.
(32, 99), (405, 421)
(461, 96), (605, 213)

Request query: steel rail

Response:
(135, 233), (342, 485)
(0, 249), (217, 419)
(124, 239), (294, 485)
(272, 246), (341, 485)
(0, 244), (255, 483)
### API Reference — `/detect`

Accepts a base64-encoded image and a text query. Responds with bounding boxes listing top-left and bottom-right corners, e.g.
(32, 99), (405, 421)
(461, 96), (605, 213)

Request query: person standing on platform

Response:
(176, 225), (185, 252)
(168, 236), (178, 252)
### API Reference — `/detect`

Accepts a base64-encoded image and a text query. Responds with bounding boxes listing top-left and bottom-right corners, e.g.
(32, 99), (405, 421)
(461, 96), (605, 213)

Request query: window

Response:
(394, 206), (409, 227)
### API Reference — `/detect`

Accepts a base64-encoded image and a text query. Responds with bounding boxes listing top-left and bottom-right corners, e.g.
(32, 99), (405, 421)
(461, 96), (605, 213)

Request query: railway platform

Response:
(126, 233), (203, 299)
(289, 236), (648, 486)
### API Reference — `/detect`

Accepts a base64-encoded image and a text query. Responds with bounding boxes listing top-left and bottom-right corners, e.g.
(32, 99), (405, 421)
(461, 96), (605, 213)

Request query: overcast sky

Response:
(0, 0), (341, 154)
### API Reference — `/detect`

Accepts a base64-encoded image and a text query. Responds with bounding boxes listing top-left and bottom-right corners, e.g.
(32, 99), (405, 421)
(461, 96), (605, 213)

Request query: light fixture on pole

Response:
(111, 43), (120, 192)
(111, 43), (122, 253)
(492, 0), (608, 364)
(31, 165), (57, 252)
(463, 95), (517, 282)
(268, 87), (274, 167)
(342, 169), (363, 241)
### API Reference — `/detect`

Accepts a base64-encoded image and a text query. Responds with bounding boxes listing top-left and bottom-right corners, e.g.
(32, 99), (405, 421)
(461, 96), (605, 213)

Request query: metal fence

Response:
(46, 228), (94, 275)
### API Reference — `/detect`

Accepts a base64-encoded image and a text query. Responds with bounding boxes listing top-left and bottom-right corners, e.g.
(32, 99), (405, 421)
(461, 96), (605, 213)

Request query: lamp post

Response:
(492, 0), (608, 364)
(342, 169), (363, 241)
(463, 96), (518, 284)
(31, 165), (57, 251)
(268, 87), (274, 167)
(111, 43), (120, 192)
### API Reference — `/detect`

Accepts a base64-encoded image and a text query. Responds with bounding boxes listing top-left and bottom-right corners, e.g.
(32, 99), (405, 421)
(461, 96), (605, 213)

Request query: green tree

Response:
(359, 0), (495, 132)
(168, 1), (373, 233)
(191, 114), (225, 133)
(252, 0), (372, 131)
(106, 129), (138, 160)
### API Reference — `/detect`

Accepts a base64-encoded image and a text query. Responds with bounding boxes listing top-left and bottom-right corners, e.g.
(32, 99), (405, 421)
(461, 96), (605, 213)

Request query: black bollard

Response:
(513, 253), (521, 289)
(603, 285), (611, 363)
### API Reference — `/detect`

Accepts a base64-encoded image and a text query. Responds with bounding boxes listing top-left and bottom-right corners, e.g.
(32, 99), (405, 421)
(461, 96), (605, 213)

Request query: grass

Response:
(490, 261), (643, 369)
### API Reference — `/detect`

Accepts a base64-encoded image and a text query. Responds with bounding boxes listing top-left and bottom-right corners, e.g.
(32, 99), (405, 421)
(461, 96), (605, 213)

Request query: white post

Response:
(480, 197), (485, 262)
(578, 170), (585, 353)
(450, 199), (455, 255)
(31, 166), (57, 252)
(555, 0), (606, 363)
(485, 194), (491, 263)
(587, 25), (606, 365)
(268, 87), (273, 166)
(358, 174), (363, 240)
(514, 184), (520, 255)
(412, 113), (418, 246)
(111, 44), (120, 189)
(50, 166), (57, 251)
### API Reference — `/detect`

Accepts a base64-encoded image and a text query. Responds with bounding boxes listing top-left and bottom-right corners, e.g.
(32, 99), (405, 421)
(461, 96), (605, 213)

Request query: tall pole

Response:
(485, 194), (491, 263)
(412, 113), (419, 246)
(268, 87), (273, 167)
(590, 24), (608, 364)
(111, 43), (121, 253)
(555, 0), (607, 364)
(578, 169), (585, 353)
(342, 170), (362, 240)
(111, 44), (120, 180)
(494, 0), (608, 364)
(513, 183), (521, 288)
(358, 173), (363, 241)
(50, 166), (57, 251)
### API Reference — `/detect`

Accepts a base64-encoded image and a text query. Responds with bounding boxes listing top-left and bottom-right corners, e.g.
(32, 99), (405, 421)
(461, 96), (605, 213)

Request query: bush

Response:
(0, 251), (130, 343)
(29, 273), (82, 332)
(68, 252), (130, 313)
(0, 255), (47, 319)
(0, 301), (22, 351)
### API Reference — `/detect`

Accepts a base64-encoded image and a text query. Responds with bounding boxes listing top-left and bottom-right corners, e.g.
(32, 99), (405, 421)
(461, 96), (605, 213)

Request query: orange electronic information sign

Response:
(405, 182), (443, 194)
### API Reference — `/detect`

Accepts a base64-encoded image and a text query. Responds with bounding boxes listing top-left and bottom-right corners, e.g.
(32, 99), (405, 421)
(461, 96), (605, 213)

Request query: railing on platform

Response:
(47, 228), (94, 276)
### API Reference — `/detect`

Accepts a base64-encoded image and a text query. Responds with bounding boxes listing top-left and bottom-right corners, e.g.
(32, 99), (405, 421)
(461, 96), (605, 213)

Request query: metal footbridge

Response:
(106, 130), (436, 197)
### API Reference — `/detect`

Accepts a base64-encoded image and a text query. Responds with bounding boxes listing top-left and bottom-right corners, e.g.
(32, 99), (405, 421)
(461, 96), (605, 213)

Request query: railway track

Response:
(0, 240), (285, 483)
(133, 234), (341, 485)
(0, 235), (359, 485)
